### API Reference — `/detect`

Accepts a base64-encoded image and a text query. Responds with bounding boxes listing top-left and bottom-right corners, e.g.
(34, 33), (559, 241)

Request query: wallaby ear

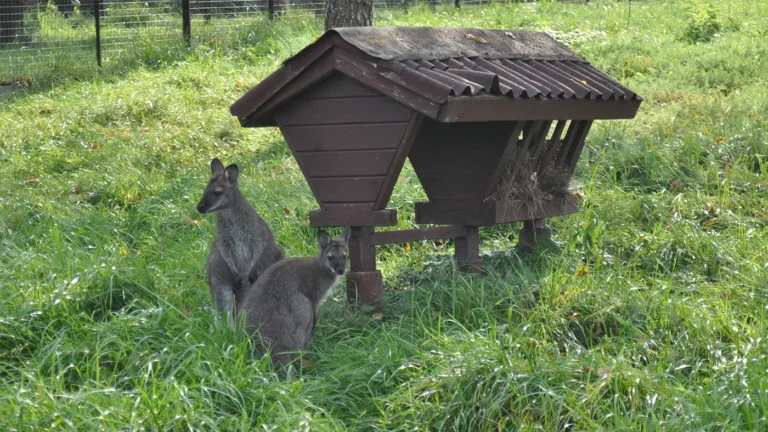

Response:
(224, 164), (239, 184)
(317, 230), (332, 250)
(210, 158), (224, 176)
(338, 227), (351, 244)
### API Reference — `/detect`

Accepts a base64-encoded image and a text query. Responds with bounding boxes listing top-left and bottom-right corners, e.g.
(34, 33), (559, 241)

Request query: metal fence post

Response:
(94, 0), (102, 67)
(267, 0), (274, 20)
(182, 0), (191, 47)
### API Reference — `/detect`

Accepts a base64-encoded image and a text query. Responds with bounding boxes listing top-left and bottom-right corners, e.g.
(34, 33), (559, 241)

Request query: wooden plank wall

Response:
(278, 73), (414, 212)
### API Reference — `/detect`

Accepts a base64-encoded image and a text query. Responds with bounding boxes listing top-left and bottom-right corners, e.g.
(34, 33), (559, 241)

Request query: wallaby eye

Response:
(326, 254), (333, 259)
(214, 188), (223, 196)
(341, 254), (347, 259)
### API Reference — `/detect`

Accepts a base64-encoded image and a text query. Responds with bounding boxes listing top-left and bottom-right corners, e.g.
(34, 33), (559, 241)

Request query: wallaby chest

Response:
(216, 220), (262, 273)
(317, 274), (340, 307)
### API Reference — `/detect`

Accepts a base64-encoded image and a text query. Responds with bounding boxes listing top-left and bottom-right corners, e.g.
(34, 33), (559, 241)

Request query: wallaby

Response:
(237, 227), (350, 370)
(197, 158), (285, 329)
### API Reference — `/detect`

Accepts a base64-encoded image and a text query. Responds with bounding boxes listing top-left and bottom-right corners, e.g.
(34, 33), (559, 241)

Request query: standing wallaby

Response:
(197, 158), (284, 329)
(237, 227), (350, 370)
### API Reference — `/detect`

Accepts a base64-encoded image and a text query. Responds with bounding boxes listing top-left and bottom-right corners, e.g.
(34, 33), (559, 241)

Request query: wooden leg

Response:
(518, 218), (551, 253)
(534, 218), (552, 239)
(454, 226), (483, 272)
(346, 226), (383, 305)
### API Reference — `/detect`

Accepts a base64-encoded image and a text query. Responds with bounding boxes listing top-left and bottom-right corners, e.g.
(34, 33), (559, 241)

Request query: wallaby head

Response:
(317, 227), (351, 276)
(197, 158), (241, 214)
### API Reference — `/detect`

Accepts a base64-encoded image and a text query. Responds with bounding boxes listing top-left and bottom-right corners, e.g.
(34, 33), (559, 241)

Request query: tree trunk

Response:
(0, 0), (24, 45)
(53, 0), (75, 17)
(324, 0), (372, 32)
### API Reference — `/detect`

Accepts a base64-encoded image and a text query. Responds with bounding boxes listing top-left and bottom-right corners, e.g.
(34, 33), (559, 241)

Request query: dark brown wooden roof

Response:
(231, 27), (642, 126)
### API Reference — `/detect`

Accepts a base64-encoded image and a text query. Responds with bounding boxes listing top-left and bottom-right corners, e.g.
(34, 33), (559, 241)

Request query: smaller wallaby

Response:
(197, 158), (285, 329)
(237, 227), (351, 370)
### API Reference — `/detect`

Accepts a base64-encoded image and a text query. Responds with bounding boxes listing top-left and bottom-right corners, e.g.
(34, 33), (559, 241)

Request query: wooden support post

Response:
(94, 0), (102, 68)
(518, 220), (536, 254)
(454, 226), (483, 272)
(518, 218), (551, 253)
(182, 0), (191, 48)
(346, 226), (383, 305)
(534, 218), (552, 239)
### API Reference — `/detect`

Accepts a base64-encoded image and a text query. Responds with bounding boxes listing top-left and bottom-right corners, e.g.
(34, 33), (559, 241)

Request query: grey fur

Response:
(237, 227), (351, 369)
(197, 158), (284, 329)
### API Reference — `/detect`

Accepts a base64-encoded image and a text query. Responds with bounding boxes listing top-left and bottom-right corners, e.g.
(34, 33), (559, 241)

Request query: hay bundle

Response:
(493, 150), (572, 212)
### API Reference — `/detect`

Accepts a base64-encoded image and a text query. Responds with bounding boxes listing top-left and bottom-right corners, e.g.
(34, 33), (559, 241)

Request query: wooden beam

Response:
(231, 39), (335, 120)
(481, 121), (527, 199)
(333, 48), (442, 120)
(309, 209), (397, 227)
(494, 195), (579, 224)
(415, 201), (496, 226)
(437, 97), (642, 123)
(374, 112), (424, 210)
(245, 51), (337, 127)
(415, 195), (580, 225)
(370, 226), (468, 246)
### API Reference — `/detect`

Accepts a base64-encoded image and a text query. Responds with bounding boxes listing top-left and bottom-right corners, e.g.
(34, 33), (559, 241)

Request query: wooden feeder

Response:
(230, 27), (642, 304)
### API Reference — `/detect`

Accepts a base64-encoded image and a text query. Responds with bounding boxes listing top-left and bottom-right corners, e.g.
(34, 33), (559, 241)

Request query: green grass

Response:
(2, 0), (768, 430)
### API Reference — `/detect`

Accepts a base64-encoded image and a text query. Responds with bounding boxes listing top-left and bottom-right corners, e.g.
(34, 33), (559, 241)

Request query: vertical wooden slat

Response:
(536, 120), (567, 172)
(553, 120), (582, 170)
(564, 120), (594, 175)
(556, 120), (589, 169)
(528, 120), (553, 162)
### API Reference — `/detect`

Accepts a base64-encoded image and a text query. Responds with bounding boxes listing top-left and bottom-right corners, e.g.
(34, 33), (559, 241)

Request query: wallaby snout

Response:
(196, 188), (227, 214)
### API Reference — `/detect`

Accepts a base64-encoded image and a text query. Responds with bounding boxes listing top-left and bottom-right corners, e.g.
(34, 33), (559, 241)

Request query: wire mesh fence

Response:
(1, 0), (97, 80)
(1, 0), (592, 82)
(98, 0), (181, 64)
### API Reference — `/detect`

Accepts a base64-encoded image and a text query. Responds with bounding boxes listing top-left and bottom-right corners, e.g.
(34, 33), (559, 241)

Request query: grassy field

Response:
(2, 0), (768, 430)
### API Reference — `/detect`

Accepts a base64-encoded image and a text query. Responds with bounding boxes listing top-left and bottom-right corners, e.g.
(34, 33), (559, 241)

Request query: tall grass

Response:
(2, 0), (768, 430)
